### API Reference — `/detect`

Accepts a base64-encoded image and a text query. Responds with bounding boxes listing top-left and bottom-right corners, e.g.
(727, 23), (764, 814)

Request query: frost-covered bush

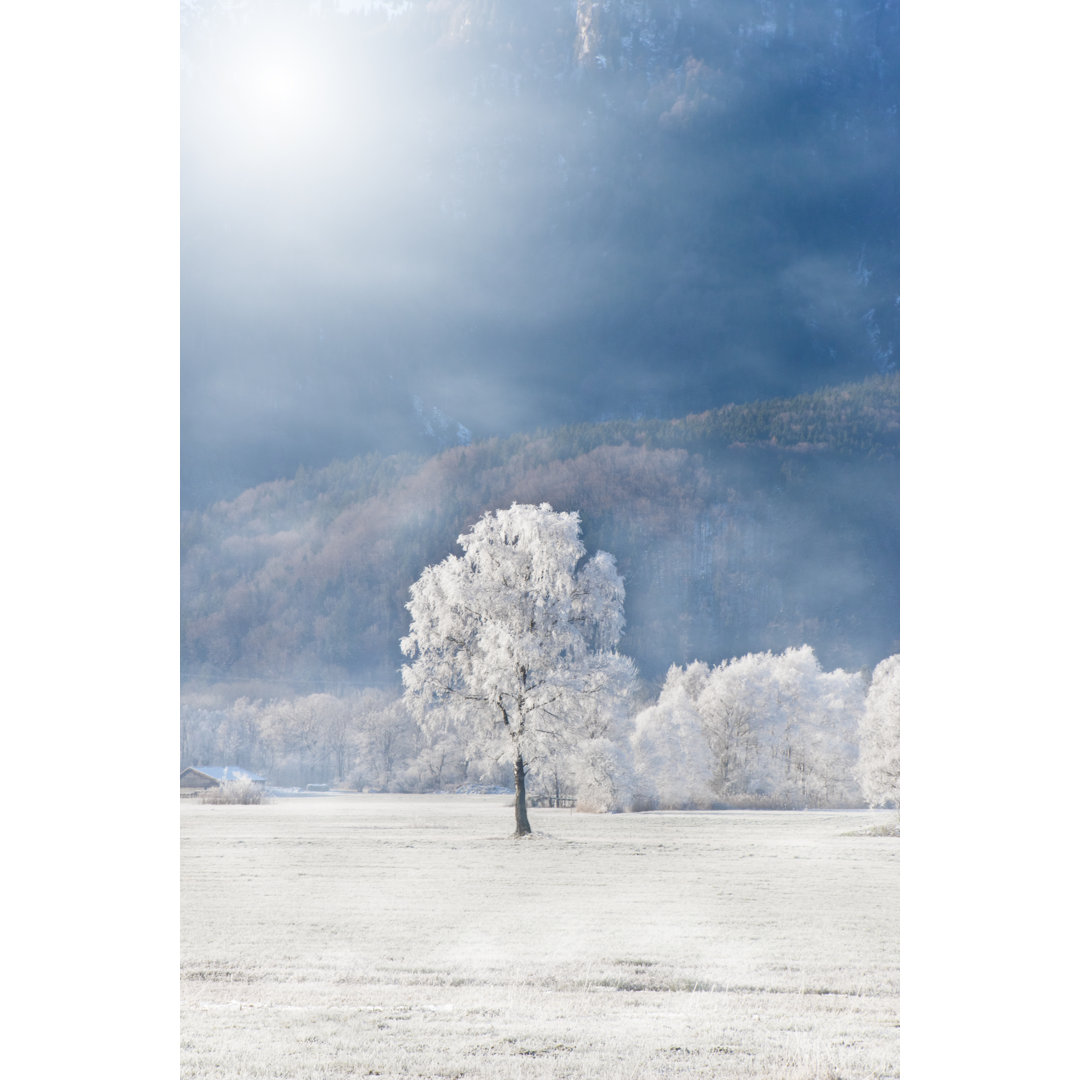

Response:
(200, 778), (265, 805)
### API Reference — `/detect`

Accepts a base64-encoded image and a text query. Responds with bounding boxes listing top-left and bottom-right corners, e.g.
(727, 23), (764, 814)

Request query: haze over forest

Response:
(182, 376), (898, 698)
(181, 0), (899, 510)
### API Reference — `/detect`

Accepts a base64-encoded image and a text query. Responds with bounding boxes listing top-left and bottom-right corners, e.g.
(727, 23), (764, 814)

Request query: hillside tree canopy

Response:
(400, 502), (632, 835)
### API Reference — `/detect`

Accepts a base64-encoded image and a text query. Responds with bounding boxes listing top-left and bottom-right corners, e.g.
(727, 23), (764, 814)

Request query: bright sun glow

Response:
(243, 54), (314, 121)
(230, 37), (329, 144)
(249, 61), (306, 112)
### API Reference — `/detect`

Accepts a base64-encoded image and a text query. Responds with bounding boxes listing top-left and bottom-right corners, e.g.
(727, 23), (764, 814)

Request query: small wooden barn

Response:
(180, 766), (267, 790)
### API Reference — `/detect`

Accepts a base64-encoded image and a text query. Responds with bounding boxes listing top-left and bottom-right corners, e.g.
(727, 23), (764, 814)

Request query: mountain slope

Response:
(181, 375), (898, 694)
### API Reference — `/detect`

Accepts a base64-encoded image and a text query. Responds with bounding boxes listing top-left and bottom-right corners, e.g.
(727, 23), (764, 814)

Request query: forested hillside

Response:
(181, 376), (898, 697)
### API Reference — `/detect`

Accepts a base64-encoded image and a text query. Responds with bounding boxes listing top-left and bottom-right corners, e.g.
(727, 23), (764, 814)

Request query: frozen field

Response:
(180, 795), (899, 1079)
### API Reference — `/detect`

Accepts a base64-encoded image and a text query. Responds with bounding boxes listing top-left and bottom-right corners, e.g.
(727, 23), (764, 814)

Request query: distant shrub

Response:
(864, 821), (899, 837)
(842, 819), (899, 838)
(200, 779), (265, 805)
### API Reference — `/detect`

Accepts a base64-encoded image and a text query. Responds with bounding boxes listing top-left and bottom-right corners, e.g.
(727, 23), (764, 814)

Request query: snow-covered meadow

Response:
(181, 795), (898, 1078)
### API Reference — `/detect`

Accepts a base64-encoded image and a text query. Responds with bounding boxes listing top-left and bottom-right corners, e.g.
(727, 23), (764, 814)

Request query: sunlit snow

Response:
(181, 795), (899, 1079)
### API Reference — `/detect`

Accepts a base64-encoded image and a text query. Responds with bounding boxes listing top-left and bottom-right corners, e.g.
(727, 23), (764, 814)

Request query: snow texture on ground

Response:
(181, 794), (899, 1078)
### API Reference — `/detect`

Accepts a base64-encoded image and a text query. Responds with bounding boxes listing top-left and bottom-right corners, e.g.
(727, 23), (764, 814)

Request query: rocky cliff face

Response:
(413, 1), (898, 79)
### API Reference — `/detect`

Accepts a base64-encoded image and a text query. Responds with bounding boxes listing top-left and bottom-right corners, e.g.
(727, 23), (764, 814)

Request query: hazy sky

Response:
(181, 0), (899, 507)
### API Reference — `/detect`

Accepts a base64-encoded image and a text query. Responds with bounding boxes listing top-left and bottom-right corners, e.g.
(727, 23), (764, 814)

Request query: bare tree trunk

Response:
(513, 752), (531, 836)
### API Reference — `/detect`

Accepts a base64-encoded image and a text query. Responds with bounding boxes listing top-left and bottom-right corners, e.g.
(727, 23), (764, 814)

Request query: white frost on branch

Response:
(631, 646), (865, 808)
(400, 503), (633, 827)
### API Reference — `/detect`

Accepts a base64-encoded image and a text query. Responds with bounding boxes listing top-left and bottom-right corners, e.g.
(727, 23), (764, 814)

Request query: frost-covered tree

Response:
(856, 654), (900, 808)
(631, 663), (716, 808)
(632, 698), (714, 809)
(179, 703), (227, 768)
(806, 663), (866, 805)
(257, 693), (358, 786)
(753, 646), (862, 806)
(401, 503), (630, 835)
(408, 722), (469, 792)
(695, 653), (770, 798)
(353, 688), (415, 791)
(632, 646), (864, 808)
(554, 654), (637, 813)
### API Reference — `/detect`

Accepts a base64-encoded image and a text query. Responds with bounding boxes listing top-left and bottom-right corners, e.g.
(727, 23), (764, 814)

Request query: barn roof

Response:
(181, 766), (266, 784)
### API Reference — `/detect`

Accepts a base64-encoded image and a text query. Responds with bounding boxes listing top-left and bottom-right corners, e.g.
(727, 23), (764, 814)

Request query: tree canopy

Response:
(400, 503), (633, 834)
(856, 654), (900, 809)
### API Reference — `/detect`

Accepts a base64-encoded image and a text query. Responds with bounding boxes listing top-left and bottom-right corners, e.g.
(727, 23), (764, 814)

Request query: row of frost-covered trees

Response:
(181, 647), (899, 811)
(182, 503), (899, 822)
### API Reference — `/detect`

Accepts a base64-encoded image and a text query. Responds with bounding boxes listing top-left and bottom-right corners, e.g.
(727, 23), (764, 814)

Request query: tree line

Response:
(179, 647), (898, 811)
